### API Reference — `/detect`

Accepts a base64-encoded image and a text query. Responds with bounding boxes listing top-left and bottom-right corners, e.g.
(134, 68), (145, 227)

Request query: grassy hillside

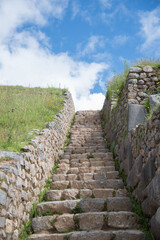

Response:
(0, 86), (66, 152)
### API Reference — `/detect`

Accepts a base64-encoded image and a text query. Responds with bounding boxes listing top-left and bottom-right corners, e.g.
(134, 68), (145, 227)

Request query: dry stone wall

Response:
(102, 65), (160, 240)
(0, 91), (75, 240)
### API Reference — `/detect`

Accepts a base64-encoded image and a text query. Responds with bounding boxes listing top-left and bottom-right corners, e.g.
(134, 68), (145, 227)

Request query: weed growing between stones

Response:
(38, 210), (53, 217)
(51, 216), (56, 225)
(18, 219), (33, 240)
(73, 216), (80, 230)
(0, 156), (10, 162)
(62, 113), (76, 150)
(87, 154), (94, 159)
(144, 98), (160, 120)
(103, 213), (108, 224)
(51, 160), (59, 175)
(64, 235), (70, 240)
(110, 233), (116, 240)
(72, 203), (83, 214)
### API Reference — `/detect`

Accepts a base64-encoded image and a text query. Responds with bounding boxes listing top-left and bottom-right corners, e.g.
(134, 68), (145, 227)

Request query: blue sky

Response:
(0, 0), (160, 110)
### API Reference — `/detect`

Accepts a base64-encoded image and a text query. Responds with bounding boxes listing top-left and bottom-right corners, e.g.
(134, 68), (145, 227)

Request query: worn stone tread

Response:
(28, 230), (146, 240)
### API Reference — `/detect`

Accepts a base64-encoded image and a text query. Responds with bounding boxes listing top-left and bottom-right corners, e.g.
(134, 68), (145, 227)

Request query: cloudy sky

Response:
(0, 0), (160, 110)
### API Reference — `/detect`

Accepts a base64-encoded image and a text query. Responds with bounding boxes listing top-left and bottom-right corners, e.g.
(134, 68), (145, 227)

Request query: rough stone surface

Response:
(0, 217), (5, 228)
(79, 198), (105, 212)
(108, 212), (138, 229)
(106, 197), (132, 211)
(149, 94), (160, 111)
(150, 207), (160, 239)
(54, 214), (74, 232)
(32, 216), (54, 233)
(143, 65), (153, 72)
(128, 104), (145, 131)
(0, 190), (7, 206)
(76, 212), (104, 230)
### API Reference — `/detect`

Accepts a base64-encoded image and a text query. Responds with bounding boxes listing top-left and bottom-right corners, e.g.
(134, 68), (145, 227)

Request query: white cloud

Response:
(0, 0), (69, 43)
(112, 35), (129, 46)
(78, 35), (105, 57)
(92, 52), (112, 62)
(71, 1), (80, 19)
(99, 0), (112, 9)
(139, 7), (160, 55)
(101, 4), (130, 24)
(75, 93), (105, 110)
(71, 1), (93, 24)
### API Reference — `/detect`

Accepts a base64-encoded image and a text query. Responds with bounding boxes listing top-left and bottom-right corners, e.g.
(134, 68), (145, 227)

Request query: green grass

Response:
(135, 58), (160, 69)
(144, 98), (160, 120)
(0, 85), (66, 152)
(106, 60), (129, 100)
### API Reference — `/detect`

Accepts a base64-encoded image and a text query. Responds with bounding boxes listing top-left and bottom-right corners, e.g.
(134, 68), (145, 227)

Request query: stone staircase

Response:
(28, 111), (146, 240)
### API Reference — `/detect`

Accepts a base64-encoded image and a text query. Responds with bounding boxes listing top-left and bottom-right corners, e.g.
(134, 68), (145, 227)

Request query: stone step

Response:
(28, 229), (146, 240)
(50, 179), (124, 190)
(69, 153), (112, 160)
(68, 166), (115, 174)
(64, 148), (108, 154)
(36, 197), (131, 216)
(52, 171), (119, 182)
(31, 211), (139, 233)
(45, 188), (127, 201)
(65, 145), (107, 150)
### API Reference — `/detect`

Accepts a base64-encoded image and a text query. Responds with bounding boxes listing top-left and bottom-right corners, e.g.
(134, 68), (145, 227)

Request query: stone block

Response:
(54, 214), (74, 232)
(150, 207), (160, 239)
(108, 212), (138, 229)
(149, 94), (160, 111)
(6, 219), (13, 234)
(106, 197), (132, 211)
(127, 155), (143, 187)
(128, 104), (146, 131)
(76, 212), (104, 230)
(32, 216), (54, 233)
(79, 198), (105, 212)
(0, 217), (5, 228)
(143, 65), (153, 72)
(128, 73), (139, 79)
(141, 174), (160, 217)
(123, 134), (134, 174)
(79, 189), (92, 198)
(61, 189), (79, 200)
(0, 189), (7, 206)
(129, 67), (142, 73)
(143, 156), (156, 186)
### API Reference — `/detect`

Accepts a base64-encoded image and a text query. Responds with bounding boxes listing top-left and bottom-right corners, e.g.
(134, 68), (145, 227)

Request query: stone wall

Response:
(0, 91), (75, 240)
(102, 65), (160, 239)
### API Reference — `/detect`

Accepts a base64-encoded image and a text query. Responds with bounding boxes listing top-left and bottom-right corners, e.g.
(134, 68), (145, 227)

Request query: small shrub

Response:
(87, 154), (94, 159)
(72, 203), (83, 214)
